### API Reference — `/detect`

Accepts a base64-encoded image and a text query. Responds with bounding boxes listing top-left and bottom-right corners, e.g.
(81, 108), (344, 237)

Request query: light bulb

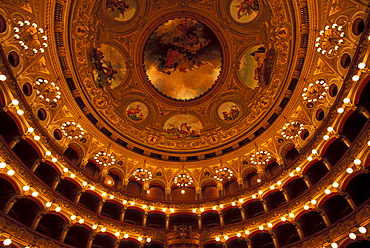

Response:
(0, 162), (5, 168)
(3, 239), (11, 246)
(346, 167), (353, 173)
(32, 192), (38, 197)
(354, 159), (361, 165)
(23, 185), (30, 191)
(349, 232), (356, 240)
(352, 75), (360, 81)
(359, 226), (367, 234)
(358, 62), (366, 69)
(331, 242), (338, 248)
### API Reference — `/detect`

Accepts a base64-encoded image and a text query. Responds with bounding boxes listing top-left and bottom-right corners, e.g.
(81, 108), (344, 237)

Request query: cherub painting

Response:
(163, 115), (203, 139)
(218, 102), (240, 121)
(126, 102), (148, 121)
(106, 0), (136, 21)
(230, 0), (259, 23)
(90, 45), (126, 88)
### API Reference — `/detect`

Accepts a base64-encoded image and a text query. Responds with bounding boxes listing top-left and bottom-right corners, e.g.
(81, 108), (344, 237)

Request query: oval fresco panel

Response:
(144, 18), (222, 101)
(126, 102), (148, 121)
(240, 46), (275, 89)
(218, 102), (240, 121)
(91, 44), (126, 88)
(106, 0), (136, 21)
(230, 0), (259, 23)
(163, 115), (203, 139)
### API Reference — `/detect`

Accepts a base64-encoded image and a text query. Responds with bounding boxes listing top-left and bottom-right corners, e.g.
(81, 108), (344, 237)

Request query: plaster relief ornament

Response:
(230, 0), (260, 23)
(144, 18), (222, 101)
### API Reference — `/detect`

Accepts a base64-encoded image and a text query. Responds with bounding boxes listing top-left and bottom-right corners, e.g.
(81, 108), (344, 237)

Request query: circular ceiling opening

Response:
(143, 18), (222, 101)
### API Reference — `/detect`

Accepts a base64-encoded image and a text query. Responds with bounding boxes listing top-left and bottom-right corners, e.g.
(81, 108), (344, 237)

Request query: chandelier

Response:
(250, 150), (272, 165)
(214, 167), (234, 182)
(94, 151), (115, 167)
(174, 172), (193, 188)
(60, 122), (85, 139)
(35, 78), (61, 103)
(315, 23), (345, 55)
(281, 121), (304, 139)
(133, 168), (153, 182)
(14, 20), (48, 55)
(302, 79), (329, 103)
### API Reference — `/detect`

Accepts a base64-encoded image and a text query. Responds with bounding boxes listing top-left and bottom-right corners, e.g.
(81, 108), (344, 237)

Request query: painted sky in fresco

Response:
(144, 18), (222, 100)
(240, 45), (260, 89)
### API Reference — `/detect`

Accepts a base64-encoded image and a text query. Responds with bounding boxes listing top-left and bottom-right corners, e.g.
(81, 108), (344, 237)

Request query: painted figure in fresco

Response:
(235, 0), (259, 19)
(222, 105), (240, 121)
(155, 20), (212, 75)
(250, 46), (267, 82)
(91, 48), (118, 88)
(165, 122), (200, 139)
(106, 0), (129, 18)
(126, 104), (144, 121)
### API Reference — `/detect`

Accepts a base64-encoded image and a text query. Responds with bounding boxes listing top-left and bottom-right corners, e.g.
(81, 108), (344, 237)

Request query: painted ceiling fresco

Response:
(143, 18), (222, 100)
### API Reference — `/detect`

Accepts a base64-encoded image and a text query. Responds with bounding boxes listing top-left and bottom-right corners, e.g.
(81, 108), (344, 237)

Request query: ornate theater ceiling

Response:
(0, 0), (370, 247)
(63, 0), (296, 156)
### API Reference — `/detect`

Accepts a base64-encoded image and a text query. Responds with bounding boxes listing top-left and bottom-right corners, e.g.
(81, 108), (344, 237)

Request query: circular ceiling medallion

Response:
(143, 18), (222, 101)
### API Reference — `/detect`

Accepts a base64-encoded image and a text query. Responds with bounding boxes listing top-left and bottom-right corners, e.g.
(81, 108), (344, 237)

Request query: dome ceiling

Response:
(64, 0), (298, 157)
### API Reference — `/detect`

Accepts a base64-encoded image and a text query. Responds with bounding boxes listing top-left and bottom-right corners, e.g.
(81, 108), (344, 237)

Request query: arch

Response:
(344, 240), (370, 248)
(101, 201), (123, 220)
(147, 185), (165, 200)
(243, 171), (260, 188)
(34, 161), (61, 187)
(222, 207), (242, 224)
(171, 187), (196, 201)
(284, 177), (308, 200)
(282, 145), (300, 165)
(55, 178), (81, 202)
(226, 238), (248, 248)
(304, 160), (329, 185)
(249, 231), (274, 248)
(355, 76), (370, 111)
(320, 194), (352, 224)
(126, 180), (142, 196)
(78, 191), (102, 212)
(0, 111), (22, 144)
(201, 211), (220, 228)
(147, 212), (166, 228)
(274, 223), (300, 246)
(0, 176), (18, 211)
(265, 161), (280, 178)
(169, 213), (197, 229)
(123, 208), (144, 225)
(105, 170), (122, 188)
(243, 200), (265, 219)
(297, 211), (326, 237)
(64, 225), (91, 248)
(264, 191), (286, 211)
(64, 145), (81, 164)
(344, 173), (370, 206)
(339, 109), (368, 142)
(8, 197), (42, 227)
(224, 180), (239, 195)
(204, 243), (223, 248)
(84, 161), (101, 178)
(12, 139), (41, 169)
(322, 138), (348, 166)
(202, 184), (219, 199)
(118, 240), (140, 248)
(91, 233), (117, 248)
(36, 213), (68, 240)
